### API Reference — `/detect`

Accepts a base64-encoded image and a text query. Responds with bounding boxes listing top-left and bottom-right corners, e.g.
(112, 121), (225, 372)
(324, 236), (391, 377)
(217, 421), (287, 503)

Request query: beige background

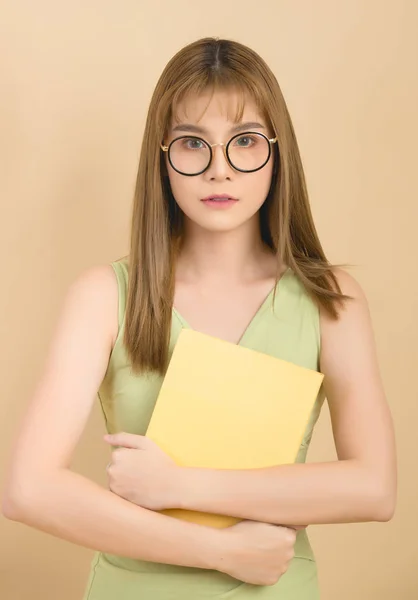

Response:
(1, 1), (417, 598)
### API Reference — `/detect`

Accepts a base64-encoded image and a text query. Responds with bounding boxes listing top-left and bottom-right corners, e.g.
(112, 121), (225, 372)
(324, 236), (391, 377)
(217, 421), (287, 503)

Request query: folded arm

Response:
(1, 266), (221, 569)
(169, 270), (397, 525)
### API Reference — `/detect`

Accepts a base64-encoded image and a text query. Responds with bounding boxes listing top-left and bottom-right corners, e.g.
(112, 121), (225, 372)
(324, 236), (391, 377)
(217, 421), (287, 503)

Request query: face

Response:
(164, 89), (275, 234)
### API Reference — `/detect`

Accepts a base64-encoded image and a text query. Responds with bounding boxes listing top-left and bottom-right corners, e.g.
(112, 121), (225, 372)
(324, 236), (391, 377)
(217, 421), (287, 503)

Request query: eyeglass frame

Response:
(160, 131), (278, 177)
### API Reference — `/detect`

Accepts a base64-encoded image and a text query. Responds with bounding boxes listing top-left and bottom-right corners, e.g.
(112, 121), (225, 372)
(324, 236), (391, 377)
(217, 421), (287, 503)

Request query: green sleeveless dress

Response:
(83, 257), (325, 600)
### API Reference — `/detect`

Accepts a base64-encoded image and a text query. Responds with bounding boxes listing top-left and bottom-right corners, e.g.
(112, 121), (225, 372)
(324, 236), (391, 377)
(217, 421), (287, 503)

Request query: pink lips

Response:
(201, 194), (238, 202)
(200, 194), (239, 209)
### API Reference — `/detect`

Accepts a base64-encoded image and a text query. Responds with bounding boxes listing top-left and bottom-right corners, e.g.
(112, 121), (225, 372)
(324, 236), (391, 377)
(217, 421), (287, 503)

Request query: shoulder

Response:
(69, 263), (118, 305)
(322, 266), (370, 316)
(319, 268), (375, 362)
(67, 263), (119, 347)
(320, 268), (369, 321)
(71, 263), (117, 288)
(331, 267), (367, 301)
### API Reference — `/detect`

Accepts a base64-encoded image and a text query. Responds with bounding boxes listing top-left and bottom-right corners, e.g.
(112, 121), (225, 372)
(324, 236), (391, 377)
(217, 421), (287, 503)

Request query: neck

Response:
(175, 217), (279, 285)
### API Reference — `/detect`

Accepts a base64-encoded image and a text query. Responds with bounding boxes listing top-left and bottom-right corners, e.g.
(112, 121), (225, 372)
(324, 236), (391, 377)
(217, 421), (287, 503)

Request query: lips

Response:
(201, 194), (238, 202)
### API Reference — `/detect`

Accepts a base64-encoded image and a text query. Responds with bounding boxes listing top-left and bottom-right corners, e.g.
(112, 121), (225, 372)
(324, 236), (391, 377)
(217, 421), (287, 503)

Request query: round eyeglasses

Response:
(160, 131), (278, 176)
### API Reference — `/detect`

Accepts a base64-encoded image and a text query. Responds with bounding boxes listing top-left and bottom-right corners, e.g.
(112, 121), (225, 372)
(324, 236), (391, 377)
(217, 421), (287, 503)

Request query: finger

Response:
(104, 432), (144, 449)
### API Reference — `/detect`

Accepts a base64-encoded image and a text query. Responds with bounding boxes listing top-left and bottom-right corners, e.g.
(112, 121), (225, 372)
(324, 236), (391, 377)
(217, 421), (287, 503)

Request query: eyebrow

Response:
(171, 121), (266, 135)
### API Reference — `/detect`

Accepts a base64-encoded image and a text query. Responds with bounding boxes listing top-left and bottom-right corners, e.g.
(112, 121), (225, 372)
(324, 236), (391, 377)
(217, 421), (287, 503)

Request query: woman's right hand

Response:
(217, 520), (298, 586)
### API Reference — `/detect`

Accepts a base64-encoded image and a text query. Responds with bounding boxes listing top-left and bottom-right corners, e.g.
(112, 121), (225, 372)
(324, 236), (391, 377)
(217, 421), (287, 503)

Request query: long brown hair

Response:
(124, 37), (350, 375)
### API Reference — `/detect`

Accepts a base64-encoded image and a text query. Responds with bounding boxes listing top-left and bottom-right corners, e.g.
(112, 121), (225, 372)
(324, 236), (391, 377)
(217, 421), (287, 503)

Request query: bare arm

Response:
(1, 266), (221, 568)
(172, 270), (397, 525)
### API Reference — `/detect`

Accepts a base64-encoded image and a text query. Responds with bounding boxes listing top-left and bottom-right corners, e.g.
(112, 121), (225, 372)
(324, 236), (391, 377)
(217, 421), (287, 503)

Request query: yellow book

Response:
(146, 329), (324, 528)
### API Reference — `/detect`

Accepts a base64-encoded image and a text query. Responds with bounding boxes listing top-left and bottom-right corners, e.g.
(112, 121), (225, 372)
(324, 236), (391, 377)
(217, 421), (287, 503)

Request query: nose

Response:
(204, 143), (233, 180)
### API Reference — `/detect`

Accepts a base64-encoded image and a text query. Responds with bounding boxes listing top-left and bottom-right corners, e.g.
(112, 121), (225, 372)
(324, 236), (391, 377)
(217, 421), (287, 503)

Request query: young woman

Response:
(3, 37), (396, 599)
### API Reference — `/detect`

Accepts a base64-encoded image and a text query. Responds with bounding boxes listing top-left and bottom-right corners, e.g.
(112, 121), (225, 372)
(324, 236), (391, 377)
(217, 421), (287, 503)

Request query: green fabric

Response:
(83, 257), (325, 599)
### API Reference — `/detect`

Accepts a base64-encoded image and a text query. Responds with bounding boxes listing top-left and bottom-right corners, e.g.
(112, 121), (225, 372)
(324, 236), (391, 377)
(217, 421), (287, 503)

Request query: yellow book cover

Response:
(146, 329), (324, 528)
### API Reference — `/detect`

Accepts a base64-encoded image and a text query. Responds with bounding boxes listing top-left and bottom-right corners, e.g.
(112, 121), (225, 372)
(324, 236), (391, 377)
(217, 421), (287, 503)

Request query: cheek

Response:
(167, 172), (197, 210)
(245, 165), (274, 204)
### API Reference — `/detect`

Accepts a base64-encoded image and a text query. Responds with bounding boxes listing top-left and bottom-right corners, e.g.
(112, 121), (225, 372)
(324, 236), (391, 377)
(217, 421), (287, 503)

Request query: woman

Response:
(2, 37), (396, 599)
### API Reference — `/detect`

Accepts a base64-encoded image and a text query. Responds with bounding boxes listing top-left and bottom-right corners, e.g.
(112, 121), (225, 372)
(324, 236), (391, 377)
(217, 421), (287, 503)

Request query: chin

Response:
(182, 206), (261, 234)
(186, 214), (256, 234)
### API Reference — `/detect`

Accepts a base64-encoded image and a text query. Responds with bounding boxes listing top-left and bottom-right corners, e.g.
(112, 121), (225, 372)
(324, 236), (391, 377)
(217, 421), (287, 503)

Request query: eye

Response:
(234, 134), (258, 148)
(182, 137), (206, 150)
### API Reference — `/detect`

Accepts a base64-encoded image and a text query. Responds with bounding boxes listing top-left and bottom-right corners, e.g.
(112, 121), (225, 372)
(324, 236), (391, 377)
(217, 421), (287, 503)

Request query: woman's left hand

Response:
(104, 432), (180, 510)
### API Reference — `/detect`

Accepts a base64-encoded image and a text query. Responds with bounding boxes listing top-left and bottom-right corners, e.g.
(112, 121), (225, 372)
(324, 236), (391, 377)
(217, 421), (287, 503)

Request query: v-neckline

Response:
(172, 267), (292, 347)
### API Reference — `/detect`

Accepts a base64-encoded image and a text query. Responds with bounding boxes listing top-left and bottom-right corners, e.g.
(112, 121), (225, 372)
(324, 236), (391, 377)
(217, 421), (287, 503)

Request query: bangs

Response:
(169, 75), (268, 129)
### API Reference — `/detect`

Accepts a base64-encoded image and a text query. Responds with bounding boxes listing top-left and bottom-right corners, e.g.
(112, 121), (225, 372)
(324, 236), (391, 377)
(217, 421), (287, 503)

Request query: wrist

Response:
(198, 526), (232, 572)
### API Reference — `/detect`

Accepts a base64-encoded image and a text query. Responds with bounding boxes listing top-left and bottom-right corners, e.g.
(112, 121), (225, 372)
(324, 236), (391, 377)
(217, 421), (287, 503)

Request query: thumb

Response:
(104, 432), (144, 449)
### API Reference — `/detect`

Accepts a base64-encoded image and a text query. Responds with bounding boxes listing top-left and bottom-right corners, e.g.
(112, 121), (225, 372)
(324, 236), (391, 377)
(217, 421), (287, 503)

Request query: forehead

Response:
(171, 88), (265, 129)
